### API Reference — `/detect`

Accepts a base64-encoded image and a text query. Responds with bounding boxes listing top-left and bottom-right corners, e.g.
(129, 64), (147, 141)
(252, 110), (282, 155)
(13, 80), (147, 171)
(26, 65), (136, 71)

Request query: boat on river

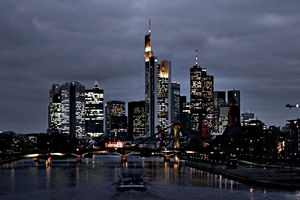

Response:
(117, 172), (146, 191)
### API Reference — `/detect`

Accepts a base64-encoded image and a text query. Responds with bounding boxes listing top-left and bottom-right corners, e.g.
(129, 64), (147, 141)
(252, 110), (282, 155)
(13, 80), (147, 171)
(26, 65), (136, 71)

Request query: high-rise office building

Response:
(171, 82), (180, 124)
(214, 91), (226, 132)
(157, 60), (171, 131)
(60, 82), (86, 138)
(219, 103), (230, 133)
(190, 50), (214, 134)
(128, 101), (145, 139)
(228, 89), (241, 126)
(48, 84), (62, 134)
(85, 81), (104, 137)
(241, 112), (255, 126)
(179, 96), (191, 134)
(145, 19), (157, 137)
(284, 119), (300, 153)
(105, 101), (127, 139)
(48, 81), (105, 138)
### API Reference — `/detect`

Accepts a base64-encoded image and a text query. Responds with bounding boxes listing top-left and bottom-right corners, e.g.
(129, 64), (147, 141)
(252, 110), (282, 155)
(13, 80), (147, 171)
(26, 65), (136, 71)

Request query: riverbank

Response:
(0, 157), (23, 166)
(183, 159), (300, 190)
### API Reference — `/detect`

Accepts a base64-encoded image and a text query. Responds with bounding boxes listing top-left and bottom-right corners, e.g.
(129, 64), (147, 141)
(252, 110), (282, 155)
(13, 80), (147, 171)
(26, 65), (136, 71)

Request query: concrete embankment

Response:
(183, 159), (300, 190)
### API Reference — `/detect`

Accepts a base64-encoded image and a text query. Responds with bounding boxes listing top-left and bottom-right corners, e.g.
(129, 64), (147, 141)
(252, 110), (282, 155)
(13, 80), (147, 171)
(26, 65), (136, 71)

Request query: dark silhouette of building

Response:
(179, 96), (190, 134)
(228, 89), (241, 126)
(283, 119), (300, 154)
(241, 112), (255, 126)
(128, 101), (145, 139)
(171, 82), (180, 124)
(105, 101), (127, 140)
(214, 91), (226, 132)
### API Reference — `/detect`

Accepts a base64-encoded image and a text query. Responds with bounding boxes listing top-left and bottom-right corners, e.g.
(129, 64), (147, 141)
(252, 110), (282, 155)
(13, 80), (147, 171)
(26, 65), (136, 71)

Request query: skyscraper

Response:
(85, 81), (104, 137)
(219, 103), (230, 133)
(48, 84), (62, 134)
(228, 89), (241, 126)
(241, 112), (255, 126)
(171, 82), (180, 124)
(179, 96), (191, 135)
(60, 82), (86, 138)
(157, 60), (171, 131)
(128, 101), (145, 139)
(284, 119), (300, 153)
(190, 50), (214, 134)
(214, 91), (226, 132)
(105, 101), (127, 139)
(145, 19), (157, 137)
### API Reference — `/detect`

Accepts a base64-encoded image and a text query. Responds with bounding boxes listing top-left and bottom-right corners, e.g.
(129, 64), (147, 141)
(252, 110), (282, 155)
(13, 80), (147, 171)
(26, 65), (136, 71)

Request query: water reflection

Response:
(249, 187), (254, 200)
(10, 168), (14, 193)
(164, 162), (169, 184)
(0, 156), (298, 200)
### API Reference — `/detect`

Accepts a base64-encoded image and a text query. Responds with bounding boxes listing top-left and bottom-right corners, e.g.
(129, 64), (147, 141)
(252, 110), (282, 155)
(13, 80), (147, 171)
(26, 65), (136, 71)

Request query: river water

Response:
(0, 155), (299, 200)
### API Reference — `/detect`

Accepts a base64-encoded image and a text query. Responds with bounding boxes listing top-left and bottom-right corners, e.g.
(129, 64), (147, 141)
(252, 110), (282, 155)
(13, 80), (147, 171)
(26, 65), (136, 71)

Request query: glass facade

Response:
(171, 82), (180, 124)
(128, 101), (145, 139)
(61, 84), (70, 135)
(179, 96), (191, 135)
(48, 84), (62, 133)
(157, 60), (171, 131)
(85, 81), (104, 137)
(241, 112), (255, 126)
(49, 82), (86, 138)
(105, 101), (127, 139)
(190, 61), (214, 134)
(219, 104), (230, 134)
(145, 21), (157, 137)
(214, 91), (226, 132)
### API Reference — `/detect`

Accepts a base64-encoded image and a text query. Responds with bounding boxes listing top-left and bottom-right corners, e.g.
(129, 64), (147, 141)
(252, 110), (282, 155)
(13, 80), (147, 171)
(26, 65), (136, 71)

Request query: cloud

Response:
(257, 14), (291, 27)
(0, 0), (300, 132)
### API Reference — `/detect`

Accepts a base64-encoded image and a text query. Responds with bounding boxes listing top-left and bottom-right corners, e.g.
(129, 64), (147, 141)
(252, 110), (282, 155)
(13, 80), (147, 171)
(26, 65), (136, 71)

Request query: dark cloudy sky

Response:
(1, 0), (300, 133)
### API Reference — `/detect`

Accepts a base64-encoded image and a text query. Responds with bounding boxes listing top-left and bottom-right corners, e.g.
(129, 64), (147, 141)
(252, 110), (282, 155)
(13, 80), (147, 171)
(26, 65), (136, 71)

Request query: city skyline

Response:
(1, 0), (300, 133)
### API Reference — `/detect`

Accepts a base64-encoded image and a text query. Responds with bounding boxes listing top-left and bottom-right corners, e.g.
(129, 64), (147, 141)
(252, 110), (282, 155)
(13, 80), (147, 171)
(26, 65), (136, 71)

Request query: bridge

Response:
(0, 123), (220, 167)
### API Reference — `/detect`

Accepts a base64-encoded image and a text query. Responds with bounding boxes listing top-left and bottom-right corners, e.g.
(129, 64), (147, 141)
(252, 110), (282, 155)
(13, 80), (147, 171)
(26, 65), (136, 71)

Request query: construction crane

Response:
(286, 103), (300, 109)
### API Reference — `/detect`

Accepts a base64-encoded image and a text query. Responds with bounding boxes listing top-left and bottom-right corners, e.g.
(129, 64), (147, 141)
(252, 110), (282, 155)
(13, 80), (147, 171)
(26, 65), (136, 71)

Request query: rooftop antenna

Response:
(149, 18), (151, 34)
(195, 49), (198, 66)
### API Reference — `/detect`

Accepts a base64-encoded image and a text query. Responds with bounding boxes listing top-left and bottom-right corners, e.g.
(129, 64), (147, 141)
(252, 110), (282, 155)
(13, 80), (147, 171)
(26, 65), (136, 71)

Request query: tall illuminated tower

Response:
(128, 101), (145, 139)
(105, 101), (127, 139)
(85, 81), (104, 137)
(214, 91), (226, 132)
(60, 81), (86, 138)
(190, 50), (214, 135)
(157, 60), (171, 131)
(48, 84), (62, 134)
(145, 19), (157, 137)
(171, 82), (180, 124)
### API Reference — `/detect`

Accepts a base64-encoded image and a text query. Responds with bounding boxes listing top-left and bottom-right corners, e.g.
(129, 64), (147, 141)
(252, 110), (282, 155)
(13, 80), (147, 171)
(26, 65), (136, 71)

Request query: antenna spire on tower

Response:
(195, 49), (198, 66)
(149, 18), (151, 34)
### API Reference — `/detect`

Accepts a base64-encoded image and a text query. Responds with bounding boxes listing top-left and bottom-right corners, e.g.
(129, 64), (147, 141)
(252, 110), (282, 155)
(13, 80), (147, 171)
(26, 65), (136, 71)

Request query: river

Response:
(0, 155), (299, 200)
